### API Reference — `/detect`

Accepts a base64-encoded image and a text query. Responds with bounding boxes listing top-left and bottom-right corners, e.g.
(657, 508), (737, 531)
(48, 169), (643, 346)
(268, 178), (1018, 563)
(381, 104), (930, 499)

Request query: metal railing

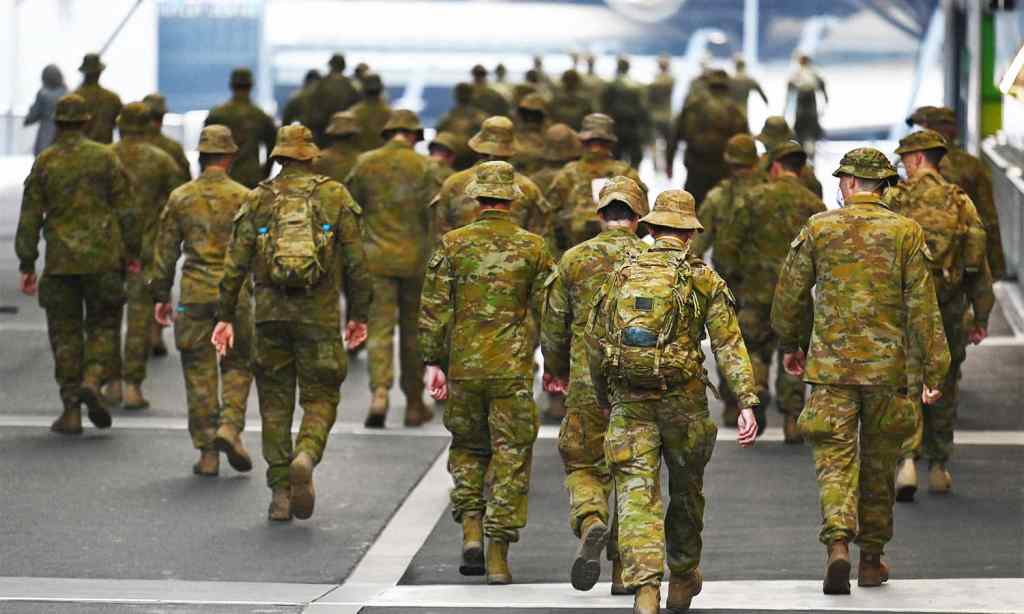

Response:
(983, 136), (1024, 280)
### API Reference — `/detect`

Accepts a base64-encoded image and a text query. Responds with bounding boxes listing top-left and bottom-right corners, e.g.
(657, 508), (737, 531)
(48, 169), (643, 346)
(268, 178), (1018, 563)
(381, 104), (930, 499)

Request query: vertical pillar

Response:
(743, 0), (758, 67)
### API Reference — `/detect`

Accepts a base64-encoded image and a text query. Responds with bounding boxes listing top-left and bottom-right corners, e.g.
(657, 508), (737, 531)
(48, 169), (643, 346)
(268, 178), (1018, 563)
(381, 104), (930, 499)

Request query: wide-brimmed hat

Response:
(116, 102), (153, 134)
(468, 116), (519, 157)
(906, 105), (955, 128)
(578, 113), (617, 143)
(723, 134), (758, 166)
(381, 109), (424, 140)
(429, 131), (460, 153)
(79, 53), (105, 74)
(54, 93), (91, 123)
(517, 93), (548, 114)
(466, 160), (523, 201)
(230, 67), (253, 88)
(832, 147), (898, 180)
(325, 111), (359, 136)
(197, 124), (239, 154)
(756, 116), (794, 149)
(542, 123), (582, 162)
(142, 93), (167, 118)
(597, 176), (648, 216)
(705, 69), (731, 90)
(362, 73), (384, 95)
(894, 129), (948, 155)
(641, 189), (703, 232)
(768, 140), (807, 167)
(270, 124), (320, 161)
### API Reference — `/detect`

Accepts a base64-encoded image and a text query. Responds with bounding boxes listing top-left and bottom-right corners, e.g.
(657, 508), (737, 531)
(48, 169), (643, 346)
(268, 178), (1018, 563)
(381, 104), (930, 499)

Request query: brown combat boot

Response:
(783, 415), (804, 444)
(289, 451), (316, 519)
(611, 558), (634, 595)
(896, 456), (918, 502)
(192, 447), (220, 476)
(928, 462), (952, 494)
(722, 401), (739, 427)
(823, 540), (851, 595)
(857, 552), (890, 587)
(101, 380), (122, 407)
(214, 423), (253, 472)
(667, 568), (702, 612)
(459, 512), (485, 576)
(633, 585), (660, 614)
(122, 381), (150, 410)
(486, 539), (512, 585)
(404, 395), (434, 427)
(51, 403), (83, 435)
(364, 387), (389, 428)
(571, 515), (609, 591)
(268, 486), (292, 522)
(79, 375), (111, 429)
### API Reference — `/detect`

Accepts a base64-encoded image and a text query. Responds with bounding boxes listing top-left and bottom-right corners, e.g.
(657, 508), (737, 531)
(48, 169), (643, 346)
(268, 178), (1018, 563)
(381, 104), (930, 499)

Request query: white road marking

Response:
(0, 577), (335, 605)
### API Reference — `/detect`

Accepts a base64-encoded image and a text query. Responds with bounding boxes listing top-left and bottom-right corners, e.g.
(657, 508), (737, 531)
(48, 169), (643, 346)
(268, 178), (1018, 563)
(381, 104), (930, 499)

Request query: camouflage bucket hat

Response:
(197, 124), (239, 154)
(757, 116), (794, 149)
(578, 113), (618, 143)
(430, 131), (460, 153)
(769, 140), (807, 166)
(906, 105), (955, 128)
(362, 73), (384, 95)
(466, 161), (523, 201)
(597, 175), (649, 216)
(381, 109), (424, 138)
(79, 53), (105, 73)
(117, 102), (154, 133)
(468, 116), (520, 157)
(54, 93), (91, 123)
(895, 129), (948, 155)
(542, 123), (582, 162)
(518, 93), (548, 114)
(706, 69), (731, 89)
(723, 133), (758, 166)
(143, 93), (168, 118)
(326, 111), (359, 136)
(271, 124), (320, 161)
(230, 67), (254, 88)
(641, 189), (703, 232)
(832, 147), (898, 180)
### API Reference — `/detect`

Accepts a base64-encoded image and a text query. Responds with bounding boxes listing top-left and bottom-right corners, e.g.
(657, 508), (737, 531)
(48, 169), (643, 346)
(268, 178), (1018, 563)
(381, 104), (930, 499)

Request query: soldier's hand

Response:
(211, 321), (234, 357)
(426, 365), (448, 401)
(968, 326), (988, 345)
(154, 303), (175, 327)
(737, 408), (758, 447)
(19, 272), (38, 296)
(126, 259), (142, 275)
(542, 373), (568, 394)
(922, 386), (942, 406)
(345, 320), (368, 351)
(783, 350), (806, 377)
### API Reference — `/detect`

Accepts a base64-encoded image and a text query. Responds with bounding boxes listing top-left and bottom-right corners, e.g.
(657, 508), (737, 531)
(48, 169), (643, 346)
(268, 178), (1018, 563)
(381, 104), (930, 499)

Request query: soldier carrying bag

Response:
(257, 176), (334, 290)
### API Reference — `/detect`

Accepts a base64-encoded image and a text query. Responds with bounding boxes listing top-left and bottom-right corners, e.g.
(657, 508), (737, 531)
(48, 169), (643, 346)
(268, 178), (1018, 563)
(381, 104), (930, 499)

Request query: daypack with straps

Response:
(257, 176), (333, 289)
(901, 182), (978, 303)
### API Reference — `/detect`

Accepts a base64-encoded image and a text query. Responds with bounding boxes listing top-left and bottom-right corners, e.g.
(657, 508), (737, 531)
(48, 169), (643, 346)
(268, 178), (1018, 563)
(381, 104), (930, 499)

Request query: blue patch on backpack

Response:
(622, 326), (658, 347)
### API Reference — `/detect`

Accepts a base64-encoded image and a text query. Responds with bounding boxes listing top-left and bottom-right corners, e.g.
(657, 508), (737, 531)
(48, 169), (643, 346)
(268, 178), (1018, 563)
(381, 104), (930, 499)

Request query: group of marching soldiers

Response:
(14, 50), (1004, 614)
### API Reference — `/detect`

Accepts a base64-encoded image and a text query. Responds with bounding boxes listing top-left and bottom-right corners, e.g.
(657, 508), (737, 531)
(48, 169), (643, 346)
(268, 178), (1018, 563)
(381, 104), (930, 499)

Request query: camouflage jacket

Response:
(670, 93), (746, 165)
(111, 136), (189, 265)
(349, 98), (392, 152)
(313, 141), (361, 184)
(691, 168), (767, 278)
(74, 83), (122, 144)
(204, 96), (277, 189)
(530, 161), (563, 196)
(513, 122), (548, 176)
(435, 105), (487, 170)
(541, 227), (644, 408)
(218, 165), (371, 328)
(885, 169), (994, 326)
(345, 139), (438, 277)
(17, 131), (137, 274)
(729, 74), (766, 112)
(647, 74), (675, 124)
(282, 83), (317, 127)
(941, 146), (1005, 278)
(147, 130), (192, 179)
(308, 72), (361, 140)
(420, 208), (554, 379)
(430, 161), (552, 239)
(725, 174), (826, 305)
(546, 152), (646, 251)
(471, 84), (511, 118)
(600, 77), (652, 141)
(757, 153), (822, 198)
(771, 193), (950, 389)
(579, 74), (605, 112)
(549, 91), (593, 131)
(587, 236), (758, 407)
(148, 167), (250, 304)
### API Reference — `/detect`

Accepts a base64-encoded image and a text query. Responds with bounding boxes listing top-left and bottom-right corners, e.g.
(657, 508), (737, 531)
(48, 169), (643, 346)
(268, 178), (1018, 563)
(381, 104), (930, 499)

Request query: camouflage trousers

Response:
(368, 274), (424, 400)
(38, 273), (124, 406)
(174, 300), (253, 449)
(683, 152), (728, 207)
(254, 321), (346, 489)
(800, 384), (913, 553)
(616, 136), (645, 170)
(739, 301), (806, 415)
(108, 270), (155, 384)
(558, 400), (617, 550)
(605, 381), (718, 589)
(444, 378), (540, 543)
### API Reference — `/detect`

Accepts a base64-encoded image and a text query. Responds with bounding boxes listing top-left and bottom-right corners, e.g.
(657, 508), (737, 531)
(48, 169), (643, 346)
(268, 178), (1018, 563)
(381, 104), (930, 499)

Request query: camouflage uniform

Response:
(470, 65), (512, 117)
(148, 126), (254, 450)
(282, 70), (321, 127)
(729, 63), (768, 128)
(647, 58), (675, 150)
(512, 94), (550, 176)
(541, 178), (645, 539)
(348, 74), (393, 153)
(546, 114), (646, 253)
(436, 83), (488, 171)
(204, 69), (278, 189)
(74, 54), (122, 144)
(16, 94), (138, 419)
(887, 131), (994, 465)
(579, 56), (606, 113)
(345, 111), (437, 413)
(588, 191), (758, 590)
(218, 125), (372, 490)
(110, 103), (188, 392)
(143, 93), (192, 178)
(755, 116), (822, 198)
(529, 123), (582, 196)
(771, 148), (950, 554)
(600, 58), (652, 168)
(308, 55), (361, 145)
(419, 161), (555, 543)
(312, 112), (362, 182)
(428, 131), (459, 184)
(550, 70), (594, 131)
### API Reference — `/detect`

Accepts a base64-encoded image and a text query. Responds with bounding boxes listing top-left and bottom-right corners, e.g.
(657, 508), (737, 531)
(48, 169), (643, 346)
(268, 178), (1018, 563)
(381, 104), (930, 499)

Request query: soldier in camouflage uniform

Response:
(205, 68), (278, 189)
(722, 141), (825, 441)
(470, 65), (511, 118)
(512, 93), (550, 176)
(73, 53), (122, 144)
(549, 70), (594, 131)
(108, 103), (189, 410)
(282, 69), (322, 127)
(600, 57), (652, 168)
(729, 57), (768, 129)
(149, 125), (255, 477)
(530, 123), (582, 195)
(691, 134), (766, 427)
(346, 110), (437, 428)
(419, 161), (555, 585)
(349, 74), (392, 153)
(143, 94), (191, 178)
(886, 130), (994, 500)
(771, 148), (950, 594)
(580, 53), (606, 113)
(541, 177), (647, 594)
(546, 114), (646, 254)
(493, 63), (516, 104)
(437, 83), (488, 171)
(214, 124), (372, 521)
(588, 190), (760, 614)
(308, 54), (361, 145)
(16, 94), (138, 434)
(312, 111), (361, 182)
(755, 116), (823, 198)
(785, 55), (828, 158)
(430, 116), (552, 240)
(647, 55), (675, 173)
(668, 70), (747, 206)
(428, 131), (459, 183)
(907, 106), (1006, 279)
